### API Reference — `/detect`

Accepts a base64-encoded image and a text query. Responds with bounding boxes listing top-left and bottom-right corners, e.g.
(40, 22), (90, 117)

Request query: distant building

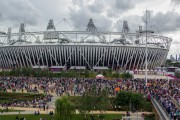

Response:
(170, 54), (175, 61)
(169, 54), (180, 62)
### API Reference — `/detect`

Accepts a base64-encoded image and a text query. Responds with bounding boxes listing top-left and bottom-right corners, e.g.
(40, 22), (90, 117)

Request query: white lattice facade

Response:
(0, 44), (168, 70)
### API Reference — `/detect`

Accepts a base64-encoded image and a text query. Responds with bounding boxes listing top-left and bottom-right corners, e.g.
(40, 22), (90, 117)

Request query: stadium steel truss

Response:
(0, 19), (172, 70)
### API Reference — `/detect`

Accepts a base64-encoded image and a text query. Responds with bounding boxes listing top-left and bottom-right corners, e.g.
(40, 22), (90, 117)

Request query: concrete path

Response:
(0, 111), (34, 115)
(133, 74), (167, 79)
(47, 96), (59, 109)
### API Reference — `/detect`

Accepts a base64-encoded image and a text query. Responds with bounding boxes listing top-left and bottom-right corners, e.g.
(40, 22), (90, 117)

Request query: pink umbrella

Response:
(96, 74), (104, 79)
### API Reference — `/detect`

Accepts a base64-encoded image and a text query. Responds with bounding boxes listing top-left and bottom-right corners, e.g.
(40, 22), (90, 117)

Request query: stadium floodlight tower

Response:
(19, 23), (25, 42)
(43, 19), (59, 43)
(86, 18), (97, 32)
(122, 20), (130, 33)
(46, 19), (56, 30)
(121, 20), (130, 45)
(7, 28), (11, 43)
(85, 18), (106, 43)
(85, 18), (97, 43)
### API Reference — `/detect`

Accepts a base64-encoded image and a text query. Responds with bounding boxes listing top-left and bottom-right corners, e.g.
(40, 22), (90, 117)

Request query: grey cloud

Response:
(71, 0), (136, 19)
(69, 0), (137, 31)
(172, 40), (180, 44)
(120, 11), (180, 33)
(0, 0), (42, 26)
(151, 11), (180, 32)
(106, 0), (135, 18)
(30, 0), (71, 20)
(107, 9), (120, 18)
(72, 0), (106, 13)
(171, 0), (180, 4)
(72, 0), (86, 7)
(88, 2), (105, 13)
(69, 6), (112, 31)
(115, 0), (135, 11)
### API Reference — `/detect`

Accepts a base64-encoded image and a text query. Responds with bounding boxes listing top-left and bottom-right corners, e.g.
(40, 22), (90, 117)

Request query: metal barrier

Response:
(151, 97), (171, 120)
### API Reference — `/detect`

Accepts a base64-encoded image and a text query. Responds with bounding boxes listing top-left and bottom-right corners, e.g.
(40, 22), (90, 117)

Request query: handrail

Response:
(151, 97), (172, 120)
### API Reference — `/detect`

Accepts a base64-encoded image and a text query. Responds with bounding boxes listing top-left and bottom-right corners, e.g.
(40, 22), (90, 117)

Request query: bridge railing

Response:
(151, 96), (172, 120)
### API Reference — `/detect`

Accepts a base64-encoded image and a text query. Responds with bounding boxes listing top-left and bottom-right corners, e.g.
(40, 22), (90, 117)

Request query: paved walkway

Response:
(47, 96), (59, 109)
(133, 74), (167, 79)
(0, 107), (53, 114)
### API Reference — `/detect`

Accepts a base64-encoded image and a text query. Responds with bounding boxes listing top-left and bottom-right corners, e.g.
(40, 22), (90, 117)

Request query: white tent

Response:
(96, 74), (104, 79)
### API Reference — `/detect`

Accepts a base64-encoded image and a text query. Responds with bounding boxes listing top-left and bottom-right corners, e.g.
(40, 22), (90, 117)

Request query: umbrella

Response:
(115, 87), (120, 91)
(96, 74), (104, 79)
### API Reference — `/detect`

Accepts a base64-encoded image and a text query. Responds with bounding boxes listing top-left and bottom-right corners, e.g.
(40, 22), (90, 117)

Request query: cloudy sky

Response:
(0, 0), (180, 58)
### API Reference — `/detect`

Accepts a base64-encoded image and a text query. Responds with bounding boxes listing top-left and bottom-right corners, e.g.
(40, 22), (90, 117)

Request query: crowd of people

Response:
(148, 79), (180, 119)
(0, 77), (179, 119)
(0, 77), (52, 111)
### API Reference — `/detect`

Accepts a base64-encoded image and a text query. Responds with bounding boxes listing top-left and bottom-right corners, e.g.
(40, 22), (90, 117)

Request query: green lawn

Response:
(74, 114), (123, 120)
(0, 114), (123, 120)
(0, 114), (155, 120)
(144, 114), (155, 120)
(0, 114), (53, 120)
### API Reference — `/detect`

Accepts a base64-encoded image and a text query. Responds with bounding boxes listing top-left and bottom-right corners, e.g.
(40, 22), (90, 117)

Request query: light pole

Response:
(141, 10), (154, 86)
(145, 10), (148, 86)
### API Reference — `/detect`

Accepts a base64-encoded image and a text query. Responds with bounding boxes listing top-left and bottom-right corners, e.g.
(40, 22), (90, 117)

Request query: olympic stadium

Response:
(0, 19), (172, 70)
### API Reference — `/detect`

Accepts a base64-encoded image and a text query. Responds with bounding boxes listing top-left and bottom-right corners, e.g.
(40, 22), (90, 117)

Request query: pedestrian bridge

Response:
(151, 97), (171, 120)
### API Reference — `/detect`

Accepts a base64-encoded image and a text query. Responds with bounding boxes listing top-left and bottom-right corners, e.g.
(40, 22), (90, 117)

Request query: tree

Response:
(87, 85), (97, 115)
(55, 96), (75, 120)
(79, 86), (111, 119)
(114, 91), (145, 111)
(84, 70), (90, 78)
(112, 72), (119, 78)
(131, 93), (144, 110)
(165, 59), (172, 67)
(79, 92), (92, 119)
(68, 70), (77, 78)
(175, 71), (180, 78)
(102, 70), (107, 77)
(114, 91), (131, 107)
(172, 62), (180, 68)
(120, 72), (132, 78)
(89, 71), (96, 78)
(79, 85), (98, 119)
(96, 89), (111, 119)
(107, 69), (113, 78)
